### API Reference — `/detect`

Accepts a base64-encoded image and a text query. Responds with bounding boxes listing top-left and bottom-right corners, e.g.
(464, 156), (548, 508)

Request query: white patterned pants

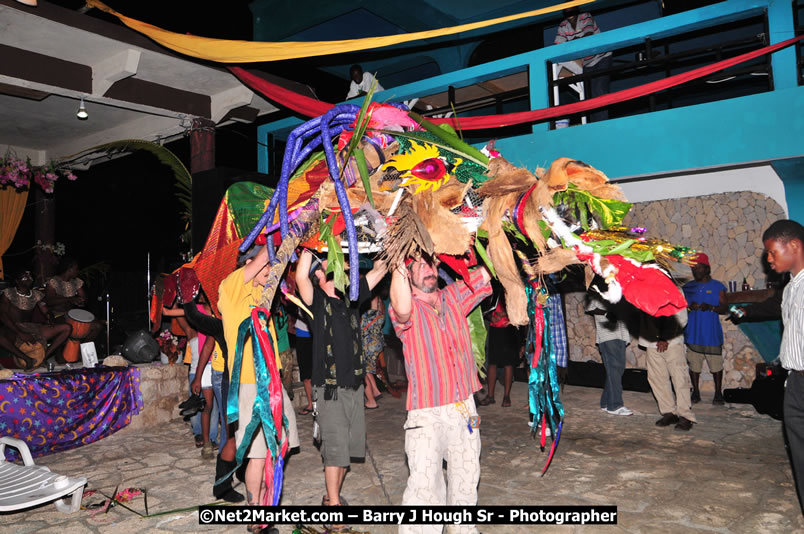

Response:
(400, 396), (481, 534)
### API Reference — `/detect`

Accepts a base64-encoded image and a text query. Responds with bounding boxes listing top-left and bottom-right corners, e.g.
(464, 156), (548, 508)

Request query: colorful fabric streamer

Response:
(527, 283), (564, 438)
(525, 281), (565, 475)
(85, 0), (585, 63)
(227, 34), (804, 130)
(224, 309), (288, 505)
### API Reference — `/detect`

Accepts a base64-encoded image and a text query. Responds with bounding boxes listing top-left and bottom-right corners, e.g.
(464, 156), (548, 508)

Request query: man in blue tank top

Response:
(682, 253), (727, 405)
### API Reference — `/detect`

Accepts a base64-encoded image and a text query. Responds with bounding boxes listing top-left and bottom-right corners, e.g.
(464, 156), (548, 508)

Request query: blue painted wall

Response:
(771, 158), (804, 224)
(496, 86), (804, 178)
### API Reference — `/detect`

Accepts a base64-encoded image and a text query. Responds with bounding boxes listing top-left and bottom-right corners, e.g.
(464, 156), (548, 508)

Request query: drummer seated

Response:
(45, 256), (87, 318)
(0, 270), (70, 370)
(45, 257), (102, 341)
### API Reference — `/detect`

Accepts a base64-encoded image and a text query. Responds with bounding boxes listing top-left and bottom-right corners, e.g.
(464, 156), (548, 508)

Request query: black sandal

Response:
(322, 495), (349, 506)
(478, 396), (495, 406)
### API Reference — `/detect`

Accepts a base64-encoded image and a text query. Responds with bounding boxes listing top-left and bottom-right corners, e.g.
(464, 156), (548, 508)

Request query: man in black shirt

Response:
(296, 249), (387, 507)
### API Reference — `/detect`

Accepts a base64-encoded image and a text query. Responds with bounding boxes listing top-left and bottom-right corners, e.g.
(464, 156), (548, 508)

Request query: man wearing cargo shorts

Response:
(218, 245), (299, 519)
(390, 255), (492, 534)
(296, 249), (387, 508)
(682, 252), (727, 405)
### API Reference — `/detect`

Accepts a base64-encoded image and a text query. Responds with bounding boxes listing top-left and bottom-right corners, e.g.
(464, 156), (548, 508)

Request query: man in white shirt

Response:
(762, 219), (804, 514)
(347, 64), (384, 99)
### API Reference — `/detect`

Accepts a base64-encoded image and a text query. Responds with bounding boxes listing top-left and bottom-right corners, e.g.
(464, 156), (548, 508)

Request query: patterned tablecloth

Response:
(0, 365), (143, 459)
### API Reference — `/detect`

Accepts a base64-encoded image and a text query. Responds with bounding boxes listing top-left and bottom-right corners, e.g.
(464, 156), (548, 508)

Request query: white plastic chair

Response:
(0, 437), (87, 513)
(552, 61), (588, 126)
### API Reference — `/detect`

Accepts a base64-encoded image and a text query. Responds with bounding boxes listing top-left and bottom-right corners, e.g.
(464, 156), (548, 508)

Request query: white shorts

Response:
(201, 363), (212, 389)
(188, 337), (200, 375)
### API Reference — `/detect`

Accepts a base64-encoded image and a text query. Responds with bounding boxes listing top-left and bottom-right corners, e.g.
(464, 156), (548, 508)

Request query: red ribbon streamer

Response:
(230, 34), (804, 130)
(251, 308), (285, 438)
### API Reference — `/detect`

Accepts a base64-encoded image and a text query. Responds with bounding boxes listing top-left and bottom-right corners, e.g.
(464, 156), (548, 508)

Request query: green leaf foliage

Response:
(354, 150), (374, 208)
(553, 184), (631, 230)
(467, 306), (488, 378)
(474, 238), (497, 279)
(407, 112), (489, 166)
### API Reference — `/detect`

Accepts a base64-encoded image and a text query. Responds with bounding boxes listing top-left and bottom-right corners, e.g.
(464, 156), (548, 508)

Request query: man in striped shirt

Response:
(390, 255), (491, 534)
(554, 7), (613, 121)
(763, 219), (804, 515)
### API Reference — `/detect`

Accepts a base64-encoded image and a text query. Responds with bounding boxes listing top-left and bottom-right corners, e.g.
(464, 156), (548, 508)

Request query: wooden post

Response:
(190, 118), (216, 175)
(33, 187), (57, 285)
(189, 118), (216, 253)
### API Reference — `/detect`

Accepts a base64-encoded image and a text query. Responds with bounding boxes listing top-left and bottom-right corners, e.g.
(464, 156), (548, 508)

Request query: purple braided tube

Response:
(240, 120), (308, 253)
(320, 105), (361, 300)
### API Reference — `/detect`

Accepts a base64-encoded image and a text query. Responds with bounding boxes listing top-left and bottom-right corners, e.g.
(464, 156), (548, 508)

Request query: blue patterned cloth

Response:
(547, 294), (568, 367)
(1, 366), (143, 460)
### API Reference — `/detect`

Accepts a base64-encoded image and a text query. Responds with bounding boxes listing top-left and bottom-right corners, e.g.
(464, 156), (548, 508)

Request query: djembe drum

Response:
(64, 308), (94, 363)
(14, 340), (46, 369)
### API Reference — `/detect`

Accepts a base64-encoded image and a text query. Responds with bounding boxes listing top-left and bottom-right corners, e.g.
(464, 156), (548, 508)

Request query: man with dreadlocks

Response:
(390, 254), (491, 534)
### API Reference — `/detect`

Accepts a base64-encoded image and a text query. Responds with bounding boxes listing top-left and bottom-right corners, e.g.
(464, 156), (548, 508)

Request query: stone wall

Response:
(564, 191), (786, 390)
(118, 362), (189, 433)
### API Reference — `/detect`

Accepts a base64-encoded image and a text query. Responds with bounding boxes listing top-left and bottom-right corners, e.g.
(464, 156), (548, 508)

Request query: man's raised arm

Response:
(390, 263), (412, 324)
(242, 245), (269, 283)
(295, 249), (315, 307)
(365, 259), (388, 290)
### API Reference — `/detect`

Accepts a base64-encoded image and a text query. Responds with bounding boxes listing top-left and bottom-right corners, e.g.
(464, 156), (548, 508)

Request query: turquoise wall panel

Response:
(495, 86), (804, 179)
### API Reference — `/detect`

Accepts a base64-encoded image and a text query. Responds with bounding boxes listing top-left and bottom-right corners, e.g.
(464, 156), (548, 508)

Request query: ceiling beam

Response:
(209, 84), (255, 123)
(0, 43), (91, 93)
(93, 48), (140, 95)
(104, 77), (211, 118)
(219, 105), (260, 124)
(0, 81), (49, 100)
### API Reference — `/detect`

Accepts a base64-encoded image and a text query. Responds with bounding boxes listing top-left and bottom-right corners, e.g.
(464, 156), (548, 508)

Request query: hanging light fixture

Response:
(76, 98), (88, 120)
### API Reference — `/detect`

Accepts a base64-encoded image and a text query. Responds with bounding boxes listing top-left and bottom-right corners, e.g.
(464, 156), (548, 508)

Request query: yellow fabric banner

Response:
(0, 187), (29, 280)
(85, 0), (590, 63)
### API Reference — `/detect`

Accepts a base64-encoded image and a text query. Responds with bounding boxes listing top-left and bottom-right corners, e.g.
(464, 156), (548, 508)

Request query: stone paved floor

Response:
(4, 382), (803, 533)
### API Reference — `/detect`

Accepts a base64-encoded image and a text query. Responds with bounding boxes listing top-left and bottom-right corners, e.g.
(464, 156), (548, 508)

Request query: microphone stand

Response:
(106, 290), (111, 357)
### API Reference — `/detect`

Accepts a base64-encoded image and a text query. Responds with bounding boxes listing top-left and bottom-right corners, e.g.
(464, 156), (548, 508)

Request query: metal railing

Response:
(547, 15), (771, 127)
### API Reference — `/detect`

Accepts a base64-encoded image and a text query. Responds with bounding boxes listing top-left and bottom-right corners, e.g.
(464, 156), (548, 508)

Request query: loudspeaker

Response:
(566, 360), (651, 393)
(122, 330), (160, 363)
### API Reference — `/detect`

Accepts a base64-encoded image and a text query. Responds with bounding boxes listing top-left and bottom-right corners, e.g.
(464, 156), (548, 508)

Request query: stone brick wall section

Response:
(565, 191), (786, 390)
(118, 362), (189, 433)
